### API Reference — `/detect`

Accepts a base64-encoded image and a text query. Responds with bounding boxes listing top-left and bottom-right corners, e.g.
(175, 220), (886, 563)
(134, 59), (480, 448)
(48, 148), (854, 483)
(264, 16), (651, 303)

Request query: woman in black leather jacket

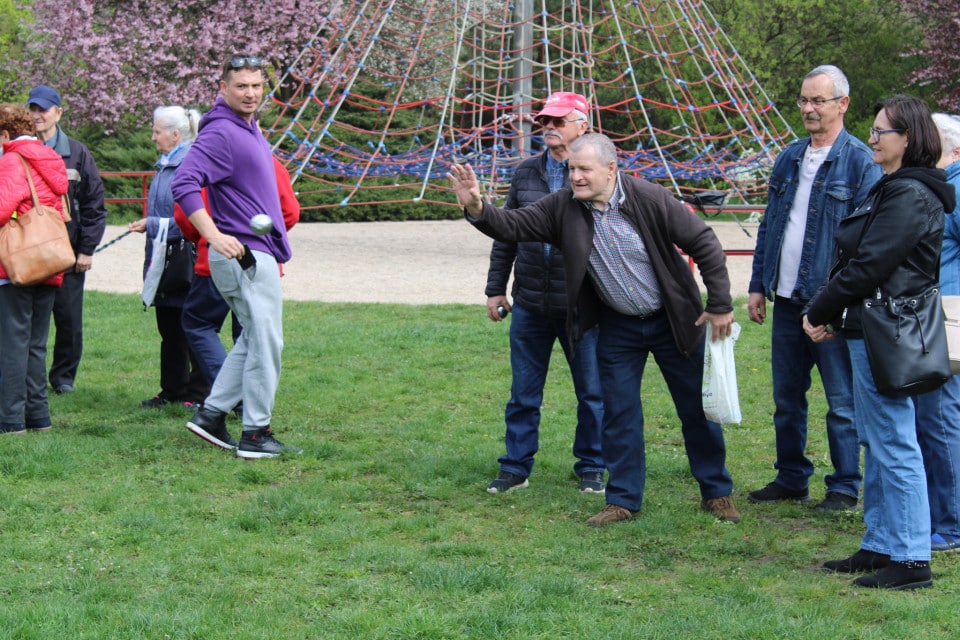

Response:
(804, 95), (956, 590)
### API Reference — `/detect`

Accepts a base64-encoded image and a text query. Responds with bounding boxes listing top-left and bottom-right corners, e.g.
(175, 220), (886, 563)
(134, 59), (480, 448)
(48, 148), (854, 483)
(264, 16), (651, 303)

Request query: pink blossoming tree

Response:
(20, 0), (338, 132)
(901, 0), (960, 112)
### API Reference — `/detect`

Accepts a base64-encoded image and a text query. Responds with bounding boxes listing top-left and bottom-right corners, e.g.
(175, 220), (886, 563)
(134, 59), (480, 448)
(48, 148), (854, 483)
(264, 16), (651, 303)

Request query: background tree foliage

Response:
(0, 1), (29, 94)
(707, 0), (927, 141)
(15, 0), (337, 133)
(0, 0), (954, 220)
(900, 0), (960, 112)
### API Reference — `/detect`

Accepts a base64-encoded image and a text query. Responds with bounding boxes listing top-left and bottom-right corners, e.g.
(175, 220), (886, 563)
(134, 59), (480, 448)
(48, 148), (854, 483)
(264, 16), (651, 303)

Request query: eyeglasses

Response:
(536, 116), (586, 128)
(796, 96), (843, 108)
(869, 127), (905, 139)
(228, 56), (264, 69)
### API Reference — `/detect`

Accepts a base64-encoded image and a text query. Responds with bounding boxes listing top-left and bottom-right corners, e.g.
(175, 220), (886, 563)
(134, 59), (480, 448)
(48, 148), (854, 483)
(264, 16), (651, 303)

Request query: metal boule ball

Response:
(250, 213), (274, 235)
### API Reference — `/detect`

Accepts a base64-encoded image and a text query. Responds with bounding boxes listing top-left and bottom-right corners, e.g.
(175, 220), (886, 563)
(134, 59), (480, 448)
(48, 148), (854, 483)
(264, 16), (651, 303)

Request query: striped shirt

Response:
(587, 182), (662, 316)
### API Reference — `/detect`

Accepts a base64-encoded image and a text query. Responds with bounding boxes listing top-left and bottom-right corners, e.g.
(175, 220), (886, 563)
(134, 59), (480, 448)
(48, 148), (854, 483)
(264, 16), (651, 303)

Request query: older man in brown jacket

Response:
(448, 133), (740, 525)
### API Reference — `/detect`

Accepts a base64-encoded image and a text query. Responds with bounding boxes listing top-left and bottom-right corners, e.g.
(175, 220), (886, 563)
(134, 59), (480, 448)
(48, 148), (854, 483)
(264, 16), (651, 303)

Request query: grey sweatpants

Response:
(205, 249), (283, 430)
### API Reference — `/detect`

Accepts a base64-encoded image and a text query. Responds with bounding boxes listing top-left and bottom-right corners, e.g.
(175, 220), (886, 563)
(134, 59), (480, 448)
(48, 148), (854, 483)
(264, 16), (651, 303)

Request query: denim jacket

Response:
(749, 128), (882, 303)
(939, 160), (960, 296)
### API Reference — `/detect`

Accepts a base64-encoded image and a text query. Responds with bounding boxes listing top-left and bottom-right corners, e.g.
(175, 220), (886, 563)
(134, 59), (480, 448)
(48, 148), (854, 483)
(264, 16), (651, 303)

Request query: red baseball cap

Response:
(536, 92), (590, 118)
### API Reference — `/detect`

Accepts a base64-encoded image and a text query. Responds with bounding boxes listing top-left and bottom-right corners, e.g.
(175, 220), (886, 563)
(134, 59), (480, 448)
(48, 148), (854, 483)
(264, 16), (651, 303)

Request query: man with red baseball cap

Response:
(535, 91), (590, 119)
(483, 90), (606, 496)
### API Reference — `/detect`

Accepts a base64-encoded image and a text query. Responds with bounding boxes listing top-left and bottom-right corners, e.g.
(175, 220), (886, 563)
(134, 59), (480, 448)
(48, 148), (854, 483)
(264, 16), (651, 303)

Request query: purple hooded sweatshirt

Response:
(171, 97), (292, 263)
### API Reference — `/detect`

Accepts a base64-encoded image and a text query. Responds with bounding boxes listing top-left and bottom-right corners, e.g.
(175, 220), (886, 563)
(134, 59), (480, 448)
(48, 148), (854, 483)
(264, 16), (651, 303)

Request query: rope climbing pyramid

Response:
(262, 0), (796, 215)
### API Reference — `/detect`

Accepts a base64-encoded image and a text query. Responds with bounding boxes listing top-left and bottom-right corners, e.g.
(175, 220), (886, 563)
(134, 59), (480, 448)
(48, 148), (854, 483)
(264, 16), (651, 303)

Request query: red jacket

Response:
(174, 156), (299, 276)
(0, 138), (70, 286)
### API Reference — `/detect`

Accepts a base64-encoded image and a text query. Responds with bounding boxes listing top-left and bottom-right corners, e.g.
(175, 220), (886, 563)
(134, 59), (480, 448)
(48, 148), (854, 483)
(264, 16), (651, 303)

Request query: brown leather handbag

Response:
(0, 154), (76, 285)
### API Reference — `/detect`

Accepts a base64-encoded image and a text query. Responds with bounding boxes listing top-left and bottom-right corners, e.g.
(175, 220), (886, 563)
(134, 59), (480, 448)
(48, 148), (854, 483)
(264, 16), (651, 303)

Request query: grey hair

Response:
(933, 112), (960, 156)
(805, 65), (850, 98)
(153, 106), (201, 143)
(570, 133), (618, 166)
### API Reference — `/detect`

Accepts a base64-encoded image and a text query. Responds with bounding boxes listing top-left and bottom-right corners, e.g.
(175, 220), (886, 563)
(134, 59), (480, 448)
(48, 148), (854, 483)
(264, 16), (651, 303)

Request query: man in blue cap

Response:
(28, 85), (107, 394)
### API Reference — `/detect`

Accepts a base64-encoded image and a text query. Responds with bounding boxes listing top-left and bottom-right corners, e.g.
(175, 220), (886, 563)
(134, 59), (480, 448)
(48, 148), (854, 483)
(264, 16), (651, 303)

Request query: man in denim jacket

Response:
(747, 65), (882, 511)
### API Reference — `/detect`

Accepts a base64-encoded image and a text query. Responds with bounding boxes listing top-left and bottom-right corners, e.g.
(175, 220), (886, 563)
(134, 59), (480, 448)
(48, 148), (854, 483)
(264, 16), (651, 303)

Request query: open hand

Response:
(446, 163), (484, 215)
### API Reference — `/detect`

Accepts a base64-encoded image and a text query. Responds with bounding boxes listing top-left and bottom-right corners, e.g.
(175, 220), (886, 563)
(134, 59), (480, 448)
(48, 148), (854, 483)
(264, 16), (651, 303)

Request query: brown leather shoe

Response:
(586, 504), (639, 526)
(701, 495), (741, 523)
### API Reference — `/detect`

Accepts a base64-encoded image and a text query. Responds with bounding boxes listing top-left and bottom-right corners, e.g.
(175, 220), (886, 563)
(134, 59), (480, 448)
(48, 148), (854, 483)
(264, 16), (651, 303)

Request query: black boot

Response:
(853, 561), (932, 590)
(822, 549), (890, 573)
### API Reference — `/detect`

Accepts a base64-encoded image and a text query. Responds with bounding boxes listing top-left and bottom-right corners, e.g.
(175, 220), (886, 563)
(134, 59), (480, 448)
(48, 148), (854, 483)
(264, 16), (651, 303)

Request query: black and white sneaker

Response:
(579, 472), (606, 494)
(236, 427), (302, 459)
(486, 471), (529, 494)
(186, 406), (237, 450)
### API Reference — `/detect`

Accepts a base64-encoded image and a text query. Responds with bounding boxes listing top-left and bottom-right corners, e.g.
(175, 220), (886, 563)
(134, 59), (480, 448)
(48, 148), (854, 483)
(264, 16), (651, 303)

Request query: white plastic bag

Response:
(141, 218), (169, 307)
(702, 321), (742, 424)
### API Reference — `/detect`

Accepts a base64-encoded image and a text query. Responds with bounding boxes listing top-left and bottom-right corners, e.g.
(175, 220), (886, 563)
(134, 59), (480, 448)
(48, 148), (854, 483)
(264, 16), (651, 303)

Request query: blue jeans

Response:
(770, 298), (860, 497)
(181, 275), (242, 387)
(915, 375), (960, 538)
(598, 307), (733, 512)
(848, 339), (930, 561)
(499, 303), (604, 478)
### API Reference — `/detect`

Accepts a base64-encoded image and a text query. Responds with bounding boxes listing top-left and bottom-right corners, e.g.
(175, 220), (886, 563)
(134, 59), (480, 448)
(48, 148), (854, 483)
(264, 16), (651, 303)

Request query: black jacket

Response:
(469, 172), (732, 355)
(484, 152), (569, 316)
(806, 167), (957, 336)
(49, 126), (107, 256)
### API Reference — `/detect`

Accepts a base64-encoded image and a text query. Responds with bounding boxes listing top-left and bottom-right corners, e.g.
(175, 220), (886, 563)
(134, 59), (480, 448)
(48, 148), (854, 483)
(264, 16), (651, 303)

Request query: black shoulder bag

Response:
(858, 180), (950, 396)
(861, 284), (950, 396)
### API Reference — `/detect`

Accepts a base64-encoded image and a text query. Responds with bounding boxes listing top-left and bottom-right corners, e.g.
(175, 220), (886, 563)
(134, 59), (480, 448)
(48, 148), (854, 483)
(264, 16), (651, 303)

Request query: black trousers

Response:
(155, 305), (208, 402)
(48, 270), (85, 388)
(0, 284), (56, 427)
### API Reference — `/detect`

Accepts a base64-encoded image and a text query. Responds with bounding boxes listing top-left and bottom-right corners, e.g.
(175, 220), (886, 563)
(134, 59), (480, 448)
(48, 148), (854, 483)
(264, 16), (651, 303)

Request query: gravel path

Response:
(88, 220), (759, 305)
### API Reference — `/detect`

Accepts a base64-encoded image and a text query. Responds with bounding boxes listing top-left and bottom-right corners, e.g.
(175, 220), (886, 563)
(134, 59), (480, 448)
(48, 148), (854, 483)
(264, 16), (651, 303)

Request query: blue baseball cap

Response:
(27, 85), (61, 110)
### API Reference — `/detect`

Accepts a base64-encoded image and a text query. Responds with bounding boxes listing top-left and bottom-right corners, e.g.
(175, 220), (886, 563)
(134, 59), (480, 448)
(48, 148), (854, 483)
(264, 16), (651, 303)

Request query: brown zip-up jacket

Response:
(467, 172), (732, 356)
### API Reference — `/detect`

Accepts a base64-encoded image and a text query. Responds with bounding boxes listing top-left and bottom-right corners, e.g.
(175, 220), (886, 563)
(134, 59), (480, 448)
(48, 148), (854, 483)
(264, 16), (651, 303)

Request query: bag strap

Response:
(14, 153), (44, 213)
(860, 178), (942, 300)
(12, 152), (71, 222)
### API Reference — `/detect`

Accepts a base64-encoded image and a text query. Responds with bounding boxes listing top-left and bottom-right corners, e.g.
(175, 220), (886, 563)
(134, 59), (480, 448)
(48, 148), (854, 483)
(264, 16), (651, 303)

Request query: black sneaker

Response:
(747, 481), (811, 504)
(823, 549), (890, 573)
(579, 472), (605, 494)
(0, 423), (26, 435)
(185, 407), (236, 450)
(141, 395), (171, 408)
(486, 471), (529, 494)
(814, 491), (858, 512)
(143, 395), (198, 410)
(236, 427), (302, 459)
(853, 562), (933, 590)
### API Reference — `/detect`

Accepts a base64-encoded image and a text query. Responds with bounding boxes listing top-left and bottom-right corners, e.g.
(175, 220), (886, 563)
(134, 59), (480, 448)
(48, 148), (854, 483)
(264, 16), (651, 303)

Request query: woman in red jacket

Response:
(0, 104), (69, 435)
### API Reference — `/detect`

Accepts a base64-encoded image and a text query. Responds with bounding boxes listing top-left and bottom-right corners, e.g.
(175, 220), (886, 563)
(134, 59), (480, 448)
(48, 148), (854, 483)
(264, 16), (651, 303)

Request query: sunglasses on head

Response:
(229, 56), (264, 69)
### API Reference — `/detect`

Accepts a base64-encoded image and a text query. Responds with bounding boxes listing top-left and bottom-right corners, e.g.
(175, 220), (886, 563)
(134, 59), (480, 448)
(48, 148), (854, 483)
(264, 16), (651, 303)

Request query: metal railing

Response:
(99, 171), (764, 261)
(101, 171), (153, 217)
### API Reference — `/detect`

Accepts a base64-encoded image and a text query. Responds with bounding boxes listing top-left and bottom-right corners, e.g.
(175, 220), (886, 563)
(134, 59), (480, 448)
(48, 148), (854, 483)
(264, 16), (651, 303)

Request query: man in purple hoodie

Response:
(172, 53), (299, 459)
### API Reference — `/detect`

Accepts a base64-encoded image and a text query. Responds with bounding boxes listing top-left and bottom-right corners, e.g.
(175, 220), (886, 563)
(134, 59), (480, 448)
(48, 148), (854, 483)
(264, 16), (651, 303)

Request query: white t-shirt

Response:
(776, 144), (831, 298)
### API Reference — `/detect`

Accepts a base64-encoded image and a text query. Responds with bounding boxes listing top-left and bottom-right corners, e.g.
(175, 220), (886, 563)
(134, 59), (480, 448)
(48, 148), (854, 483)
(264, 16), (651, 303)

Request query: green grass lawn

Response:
(1, 292), (957, 639)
